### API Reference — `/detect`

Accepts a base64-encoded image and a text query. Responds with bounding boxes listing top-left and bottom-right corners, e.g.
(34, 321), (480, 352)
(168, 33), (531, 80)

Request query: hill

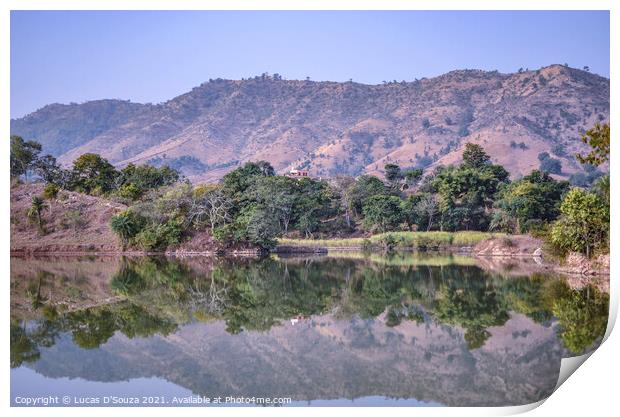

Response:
(10, 183), (126, 254)
(11, 65), (609, 182)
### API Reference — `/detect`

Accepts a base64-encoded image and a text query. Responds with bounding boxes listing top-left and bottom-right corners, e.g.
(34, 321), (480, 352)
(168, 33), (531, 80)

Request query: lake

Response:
(10, 253), (609, 407)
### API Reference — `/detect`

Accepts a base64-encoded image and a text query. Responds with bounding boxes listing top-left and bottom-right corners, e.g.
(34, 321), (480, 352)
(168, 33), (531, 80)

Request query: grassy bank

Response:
(278, 231), (503, 250)
(324, 251), (479, 266)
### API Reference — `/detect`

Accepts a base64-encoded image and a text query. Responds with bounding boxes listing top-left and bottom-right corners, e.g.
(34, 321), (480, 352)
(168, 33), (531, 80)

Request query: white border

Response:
(1, 2), (617, 417)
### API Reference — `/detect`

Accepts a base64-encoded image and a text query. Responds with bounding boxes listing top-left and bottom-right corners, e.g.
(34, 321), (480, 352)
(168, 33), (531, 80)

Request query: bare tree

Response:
(331, 175), (356, 228)
(188, 185), (232, 231)
(416, 195), (439, 231)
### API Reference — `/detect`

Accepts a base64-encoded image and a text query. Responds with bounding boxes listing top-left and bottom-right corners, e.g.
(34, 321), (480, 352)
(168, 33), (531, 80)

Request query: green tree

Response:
(493, 170), (569, 232)
(592, 175), (610, 206)
(551, 188), (609, 257)
(221, 161), (276, 215)
(349, 175), (389, 216)
(71, 153), (118, 195)
(222, 204), (281, 249)
(34, 154), (66, 185)
(42, 184), (60, 200)
(331, 175), (356, 228)
(430, 151), (508, 231)
(117, 183), (142, 200)
(401, 194), (422, 231)
(10, 135), (42, 178)
(117, 163), (180, 198)
(246, 207), (281, 249)
(292, 178), (333, 237)
(403, 168), (423, 189)
(252, 176), (298, 233)
(362, 195), (404, 232)
(577, 123), (610, 166)
(384, 163), (402, 189)
(462, 143), (491, 169)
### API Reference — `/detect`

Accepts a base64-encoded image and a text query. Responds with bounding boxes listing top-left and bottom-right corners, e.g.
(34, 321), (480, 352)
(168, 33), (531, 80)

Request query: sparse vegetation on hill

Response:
(10, 123), (609, 258)
(10, 65), (609, 183)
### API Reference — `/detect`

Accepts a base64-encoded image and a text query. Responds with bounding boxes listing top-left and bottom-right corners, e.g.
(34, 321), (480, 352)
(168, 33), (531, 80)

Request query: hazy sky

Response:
(11, 10), (610, 118)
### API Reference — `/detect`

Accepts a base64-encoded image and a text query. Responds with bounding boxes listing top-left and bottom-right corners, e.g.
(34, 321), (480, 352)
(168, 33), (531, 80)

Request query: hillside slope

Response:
(10, 183), (126, 254)
(11, 65), (609, 182)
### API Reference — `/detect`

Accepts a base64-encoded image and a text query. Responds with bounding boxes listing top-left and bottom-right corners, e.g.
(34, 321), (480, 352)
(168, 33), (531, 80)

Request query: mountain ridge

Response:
(11, 64), (610, 182)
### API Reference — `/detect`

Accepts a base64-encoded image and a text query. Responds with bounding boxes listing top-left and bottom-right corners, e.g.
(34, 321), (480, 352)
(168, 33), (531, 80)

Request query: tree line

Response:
(10, 123), (609, 256)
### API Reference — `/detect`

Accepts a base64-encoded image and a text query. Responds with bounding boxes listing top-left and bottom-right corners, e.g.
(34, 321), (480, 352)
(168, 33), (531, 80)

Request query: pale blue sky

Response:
(10, 10), (610, 118)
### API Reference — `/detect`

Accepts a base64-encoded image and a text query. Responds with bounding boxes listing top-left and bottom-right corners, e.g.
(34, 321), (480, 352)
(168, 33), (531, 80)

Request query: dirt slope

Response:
(10, 183), (126, 254)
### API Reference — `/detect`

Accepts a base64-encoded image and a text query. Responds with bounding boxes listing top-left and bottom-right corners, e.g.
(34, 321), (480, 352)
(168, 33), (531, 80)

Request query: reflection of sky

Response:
(291, 397), (441, 407)
(11, 366), (192, 406)
(11, 367), (441, 407)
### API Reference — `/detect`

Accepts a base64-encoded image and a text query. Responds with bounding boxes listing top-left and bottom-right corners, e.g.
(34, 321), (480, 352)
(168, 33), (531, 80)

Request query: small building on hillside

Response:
(285, 169), (310, 178)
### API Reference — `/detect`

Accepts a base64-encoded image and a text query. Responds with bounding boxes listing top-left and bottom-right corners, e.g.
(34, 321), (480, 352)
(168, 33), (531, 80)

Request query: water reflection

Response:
(10, 254), (609, 406)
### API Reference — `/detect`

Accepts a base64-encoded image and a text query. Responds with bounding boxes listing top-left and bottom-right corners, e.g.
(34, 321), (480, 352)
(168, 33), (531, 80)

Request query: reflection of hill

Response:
(28, 312), (561, 406)
(11, 254), (609, 406)
(10, 256), (121, 319)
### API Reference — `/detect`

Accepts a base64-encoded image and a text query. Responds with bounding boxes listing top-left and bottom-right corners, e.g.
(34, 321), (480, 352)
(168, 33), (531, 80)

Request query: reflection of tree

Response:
(10, 322), (40, 368)
(25, 271), (50, 310)
(495, 273), (554, 324)
(64, 303), (178, 349)
(68, 309), (117, 349)
(110, 261), (146, 295)
(105, 257), (614, 353)
(12, 255), (610, 365)
(464, 328), (491, 350)
(10, 302), (178, 365)
(432, 269), (509, 349)
(552, 285), (608, 354)
(385, 304), (425, 327)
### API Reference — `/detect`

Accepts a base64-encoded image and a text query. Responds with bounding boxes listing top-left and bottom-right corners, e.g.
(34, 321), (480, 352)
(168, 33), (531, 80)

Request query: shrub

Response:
(523, 219), (545, 234)
(213, 224), (235, 246)
(550, 189), (609, 257)
(43, 184), (59, 200)
(133, 226), (160, 251)
(110, 210), (144, 250)
(117, 183), (142, 200)
(133, 219), (184, 251)
(380, 234), (397, 252)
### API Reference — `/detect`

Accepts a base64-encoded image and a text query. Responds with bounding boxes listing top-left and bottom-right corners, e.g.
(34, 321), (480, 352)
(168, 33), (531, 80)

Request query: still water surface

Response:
(10, 253), (609, 407)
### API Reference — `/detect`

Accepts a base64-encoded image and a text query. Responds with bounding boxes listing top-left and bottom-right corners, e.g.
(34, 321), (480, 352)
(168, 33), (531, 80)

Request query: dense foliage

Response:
(10, 136), (181, 200)
(10, 132), (610, 256)
(492, 171), (569, 233)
